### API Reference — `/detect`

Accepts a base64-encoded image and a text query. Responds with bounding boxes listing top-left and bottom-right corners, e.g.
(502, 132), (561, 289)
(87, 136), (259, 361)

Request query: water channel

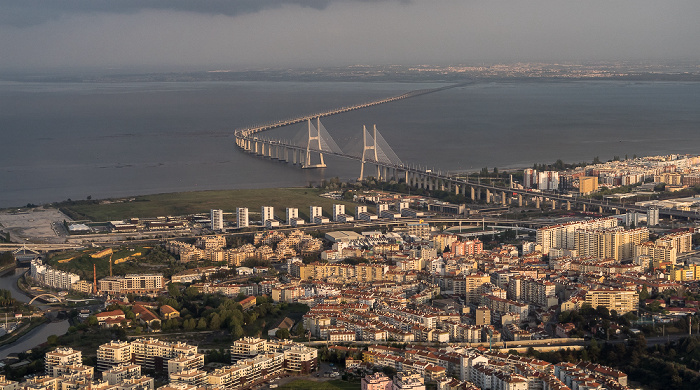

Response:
(0, 269), (70, 359)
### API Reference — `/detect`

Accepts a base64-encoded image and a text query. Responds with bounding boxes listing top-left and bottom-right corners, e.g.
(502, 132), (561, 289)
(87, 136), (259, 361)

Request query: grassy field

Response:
(60, 188), (366, 222)
(279, 380), (359, 390)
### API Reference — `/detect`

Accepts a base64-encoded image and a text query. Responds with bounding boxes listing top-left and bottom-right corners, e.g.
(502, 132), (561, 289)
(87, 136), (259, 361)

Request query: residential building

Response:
(237, 207), (249, 228)
(210, 209), (224, 231)
(362, 372), (392, 390)
(97, 341), (133, 372)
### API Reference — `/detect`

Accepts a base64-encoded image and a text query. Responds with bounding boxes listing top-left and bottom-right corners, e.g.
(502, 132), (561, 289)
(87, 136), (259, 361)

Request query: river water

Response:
(2, 80), (700, 208)
(0, 270), (70, 359)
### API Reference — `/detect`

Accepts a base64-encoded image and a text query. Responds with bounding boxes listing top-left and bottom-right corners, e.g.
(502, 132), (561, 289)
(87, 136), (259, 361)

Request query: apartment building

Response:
(283, 345), (318, 375)
(103, 364), (141, 385)
(230, 337), (268, 363)
(210, 209), (224, 231)
(657, 231), (693, 253)
(536, 217), (618, 254)
(454, 274), (490, 303)
(574, 227), (649, 262)
(30, 260), (80, 291)
(130, 339), (201, 374)
(237, 207), (249, 228)
(97, 341), (133, 372)
(584, 289), (639, 315)
(45, 348), (82, 376)
(635, 240), (677, 267)
(98, 274), (163, 295)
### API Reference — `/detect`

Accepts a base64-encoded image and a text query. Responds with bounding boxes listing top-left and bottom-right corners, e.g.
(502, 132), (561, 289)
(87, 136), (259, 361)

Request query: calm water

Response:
(0, 270), (69, 359)
(1, 80), (700, 208)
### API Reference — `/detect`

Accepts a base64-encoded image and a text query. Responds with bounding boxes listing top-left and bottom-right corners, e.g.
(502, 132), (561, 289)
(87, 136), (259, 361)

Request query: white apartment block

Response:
(286, 208), (299, 225)
(356, 205), (368, 218)
(103, 364), (141, 385)
(332, 204), (345, 221)
(97, 341), (133, 372)
(45, 347), (82, 376)
(130, 338), (201, 373)
(99, 274), (164, 295)
(237, 207), (249, 228)
(210, 209), (224, 231)
(31, 260), (80, 291)
(231, 337), (268, 362)
(536, 217), (618, 254)
(261, 206), (275, 223)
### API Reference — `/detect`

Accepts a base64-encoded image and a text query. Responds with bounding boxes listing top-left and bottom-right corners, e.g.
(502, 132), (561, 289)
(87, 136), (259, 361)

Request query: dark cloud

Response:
(0, 0), (398, 27)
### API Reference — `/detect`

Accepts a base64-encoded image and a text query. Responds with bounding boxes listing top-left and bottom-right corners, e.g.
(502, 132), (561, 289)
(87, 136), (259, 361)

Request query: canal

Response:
(0, 268), (70, 359)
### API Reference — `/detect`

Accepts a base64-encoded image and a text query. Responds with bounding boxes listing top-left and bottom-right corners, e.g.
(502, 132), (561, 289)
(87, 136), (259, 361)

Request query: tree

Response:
(168, 283), (181, 298)
(47, 335), (59, 345)
(196, 318), (208, 331)
(87, 315), (98, 327)
(275, 328), (290, 339)
(209, 314), (221, 330)
(232, 324), (244, 340)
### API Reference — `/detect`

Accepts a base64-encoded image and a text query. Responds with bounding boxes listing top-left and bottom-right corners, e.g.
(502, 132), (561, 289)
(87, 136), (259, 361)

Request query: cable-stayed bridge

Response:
(234, 85), (700, 221)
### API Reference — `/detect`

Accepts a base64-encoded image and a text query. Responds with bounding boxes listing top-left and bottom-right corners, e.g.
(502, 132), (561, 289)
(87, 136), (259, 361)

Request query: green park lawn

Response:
(60, 188), (362, 221)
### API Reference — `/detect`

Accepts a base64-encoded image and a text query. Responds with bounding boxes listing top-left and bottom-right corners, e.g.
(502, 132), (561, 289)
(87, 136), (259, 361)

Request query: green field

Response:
(279, 380), (359, 390)
(60, 188), (368, 222)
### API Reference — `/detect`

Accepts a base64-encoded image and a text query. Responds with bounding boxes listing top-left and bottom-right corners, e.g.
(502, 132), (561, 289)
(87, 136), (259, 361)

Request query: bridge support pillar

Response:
(567, 201), (571, 211)
(552, 200), (556, 210)
(485, 189), (491, 203)
(359, 124), (378, 180)
(502, 192), (508, 206)
(582, 204), (586, 212)
(599, 206), (603, 214)
(471, 187), (476, 201)
(535, 197), (541, 209)
(455, 184), (460, 195)
(615, 208), (620, 215)
(304, 118), (326, 169)
(280, 146), (288, 162)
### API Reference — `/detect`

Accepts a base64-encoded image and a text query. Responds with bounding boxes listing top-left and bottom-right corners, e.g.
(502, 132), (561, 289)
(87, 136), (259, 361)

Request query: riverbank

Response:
(0, 318), (48, 349)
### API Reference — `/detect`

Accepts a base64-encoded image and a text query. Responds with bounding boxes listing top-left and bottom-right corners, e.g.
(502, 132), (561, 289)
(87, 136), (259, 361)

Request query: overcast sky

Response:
(1, 0), (699, 71)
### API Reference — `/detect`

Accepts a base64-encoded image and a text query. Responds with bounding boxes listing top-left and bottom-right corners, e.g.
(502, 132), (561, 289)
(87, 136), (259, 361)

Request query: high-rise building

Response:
(261, 206), (275, 223)
(237, 208), (249, 228)
(332, 204), (345, 222)
(286, 208), (299, 225)
(647, 207), (659, 226)
(523, 169), (537, 189)
(536, 217), (618, 254)
(356, 205), (368, 218)
(574, 227), (649, 262)
(579, 177), (599, 194)
(309, 206), (323, 222)
(97, 341), (133, 372)
(210, 209), (224, 231)
(45, 348), (82, 376)
(537, 171), (560, 191)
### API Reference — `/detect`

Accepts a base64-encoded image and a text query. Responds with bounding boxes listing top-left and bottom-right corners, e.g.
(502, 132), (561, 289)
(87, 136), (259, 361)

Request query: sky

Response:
(1, 0), (699, 71)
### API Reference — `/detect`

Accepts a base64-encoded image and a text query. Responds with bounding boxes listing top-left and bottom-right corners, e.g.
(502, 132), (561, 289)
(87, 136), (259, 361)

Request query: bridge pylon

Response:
(303, 118), (326, 169)
(359, 125), (381, 181)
